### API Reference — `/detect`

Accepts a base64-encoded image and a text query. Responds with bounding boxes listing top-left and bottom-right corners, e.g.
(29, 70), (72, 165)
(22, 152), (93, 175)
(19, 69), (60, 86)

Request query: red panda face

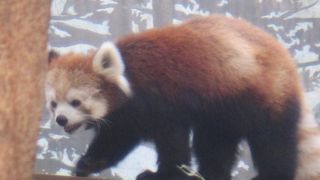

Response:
(45, 43), (132, 134)
(45, 68), (108, 134)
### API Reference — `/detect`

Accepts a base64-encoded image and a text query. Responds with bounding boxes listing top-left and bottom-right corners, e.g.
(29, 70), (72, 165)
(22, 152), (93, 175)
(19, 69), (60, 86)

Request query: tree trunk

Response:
(0, 1), (51, 180)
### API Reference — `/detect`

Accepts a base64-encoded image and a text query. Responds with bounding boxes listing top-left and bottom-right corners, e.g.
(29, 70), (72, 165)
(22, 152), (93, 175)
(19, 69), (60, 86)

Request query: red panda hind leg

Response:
(190, 93), (300, 180)
(247, 96), (300, 180)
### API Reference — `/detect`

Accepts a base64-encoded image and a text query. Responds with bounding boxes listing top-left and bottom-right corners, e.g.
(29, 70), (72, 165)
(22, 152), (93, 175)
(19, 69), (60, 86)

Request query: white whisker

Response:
(83, 114), (111, 134)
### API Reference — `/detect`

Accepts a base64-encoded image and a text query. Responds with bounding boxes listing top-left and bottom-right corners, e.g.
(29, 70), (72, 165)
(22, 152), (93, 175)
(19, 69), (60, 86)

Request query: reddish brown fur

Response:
(48, 53), (94, 73)
(117, 15), (303, 116)
(47, 53), (98, 101)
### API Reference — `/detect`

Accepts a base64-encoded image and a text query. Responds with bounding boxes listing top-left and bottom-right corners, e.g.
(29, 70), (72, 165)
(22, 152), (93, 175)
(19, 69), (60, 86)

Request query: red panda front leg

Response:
(136, 126), (195, 180)
(75, 121), (140, 177)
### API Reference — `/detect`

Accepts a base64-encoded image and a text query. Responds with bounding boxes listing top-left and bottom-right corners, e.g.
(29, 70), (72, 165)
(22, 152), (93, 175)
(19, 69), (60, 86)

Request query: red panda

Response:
(45, 15), (317, 180)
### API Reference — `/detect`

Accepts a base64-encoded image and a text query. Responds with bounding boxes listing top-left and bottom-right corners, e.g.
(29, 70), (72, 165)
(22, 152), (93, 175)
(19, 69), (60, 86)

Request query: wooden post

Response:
(0, 1), (51, 180)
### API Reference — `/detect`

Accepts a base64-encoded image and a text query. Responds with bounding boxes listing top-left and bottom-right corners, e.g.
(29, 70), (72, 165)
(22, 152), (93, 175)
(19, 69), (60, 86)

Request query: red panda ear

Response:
(101, 55), (111, 69)
(48, 50), (59, 64)
(93, 42), (132, 96)
(93, 42), (124, 77)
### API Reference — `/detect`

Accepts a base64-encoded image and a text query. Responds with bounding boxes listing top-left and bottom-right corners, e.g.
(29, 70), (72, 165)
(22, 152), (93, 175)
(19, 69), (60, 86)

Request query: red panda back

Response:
(116, 15), (302, 113)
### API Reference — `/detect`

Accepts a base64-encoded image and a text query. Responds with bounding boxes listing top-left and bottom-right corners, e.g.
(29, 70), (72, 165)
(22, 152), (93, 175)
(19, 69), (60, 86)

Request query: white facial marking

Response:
(45, 85), (56, 120)
(55, 103), (83, 124)
(84, 97), (108, 120)
(93, 42), (132, 96)
(45, 85), (109, 134)
(67, 87), (108, 120)
(67, 88), (90, 102)
(45, 85), (56, 106)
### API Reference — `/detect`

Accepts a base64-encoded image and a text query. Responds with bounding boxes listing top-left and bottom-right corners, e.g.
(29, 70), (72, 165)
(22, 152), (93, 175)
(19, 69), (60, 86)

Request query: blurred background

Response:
(35, 0), (320, 179)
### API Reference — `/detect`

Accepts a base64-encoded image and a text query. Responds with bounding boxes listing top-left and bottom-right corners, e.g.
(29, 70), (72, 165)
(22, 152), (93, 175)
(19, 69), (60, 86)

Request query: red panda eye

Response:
(51, 101), (57, 108)
(70, 99), (81, 107)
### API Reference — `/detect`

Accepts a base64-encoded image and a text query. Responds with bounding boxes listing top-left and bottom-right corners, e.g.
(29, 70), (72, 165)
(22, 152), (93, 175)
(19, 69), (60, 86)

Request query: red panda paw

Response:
(74, 157), (92, 177)
(136, 170), (156, 180)
(74, 155), (106, 177)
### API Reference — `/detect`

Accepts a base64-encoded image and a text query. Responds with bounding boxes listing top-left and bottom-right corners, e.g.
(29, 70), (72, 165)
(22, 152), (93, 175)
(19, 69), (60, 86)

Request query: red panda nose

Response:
(56, 115), (68, 126)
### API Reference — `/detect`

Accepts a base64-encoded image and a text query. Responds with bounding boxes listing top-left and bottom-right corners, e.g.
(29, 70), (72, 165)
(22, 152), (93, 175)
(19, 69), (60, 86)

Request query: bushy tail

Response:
(296, 104), (320, 180)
